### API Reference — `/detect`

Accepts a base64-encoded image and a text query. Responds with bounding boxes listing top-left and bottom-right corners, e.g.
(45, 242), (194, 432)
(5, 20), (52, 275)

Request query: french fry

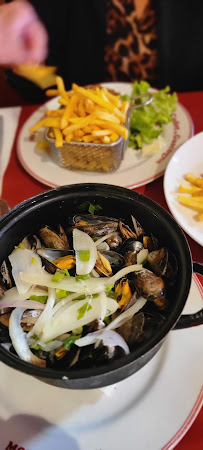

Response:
(72, 83), (116, 113)
(45, 109), (64, 117)
(61, 94), (78, 129)
(93, 119), (128, 139)
(192, 189), (203, 197)
(58, 98), (69, 106)
(45, 89), (60, 97)
(178, 184), (201, 194)
(102, 136), (111, 144)
(198, 213), (203, 221)
(56, 76), (66, 96)
(30, 117), (61, 134)
(92, 129), (112, 137)
(63, 114), (97, 135)
(53, 127), (63, 148)
(65, 133), (74, 143)
(177, 195), (203, 211)
(186, 196), (203, 203)
(102, 88), (120, 107)
(184, 173), (203, 188)
(77, 96), (86, 117)
(30, 78), (130, 172)
(110, 132), (119, 142)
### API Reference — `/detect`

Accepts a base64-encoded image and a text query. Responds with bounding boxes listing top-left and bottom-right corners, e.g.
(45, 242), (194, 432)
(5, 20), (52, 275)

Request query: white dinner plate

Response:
(0, 275), (202, 450)
(17, 82), (193, 189)
(164, 132), (203, 246)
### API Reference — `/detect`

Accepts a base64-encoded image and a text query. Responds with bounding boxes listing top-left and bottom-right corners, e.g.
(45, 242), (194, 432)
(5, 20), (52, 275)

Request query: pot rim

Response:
(0, 183), (192, 382)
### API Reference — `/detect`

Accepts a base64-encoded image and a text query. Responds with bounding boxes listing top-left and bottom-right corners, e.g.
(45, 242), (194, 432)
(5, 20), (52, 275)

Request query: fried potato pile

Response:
(177, 173), (203, 221)
(30, 76), (129, 147)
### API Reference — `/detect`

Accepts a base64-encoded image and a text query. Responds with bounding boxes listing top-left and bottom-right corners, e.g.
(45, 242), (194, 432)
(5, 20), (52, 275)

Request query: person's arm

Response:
(0, 0), (48, 65)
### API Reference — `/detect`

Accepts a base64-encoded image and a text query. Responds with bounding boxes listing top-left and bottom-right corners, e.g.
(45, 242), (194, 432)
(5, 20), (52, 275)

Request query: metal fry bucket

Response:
(45, 92), (153, 173)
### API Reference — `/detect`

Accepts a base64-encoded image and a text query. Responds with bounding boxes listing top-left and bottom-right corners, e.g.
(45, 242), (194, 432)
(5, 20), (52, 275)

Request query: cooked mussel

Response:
(118, 312), (145, 346)
(37, 249), (75, 273)
(73, 214), (117, 225)
(120, 238), (144, 266)
(132, 268), (165, 302)
(94, 250), (124, 277)
(131, 216), (145, 238)
(74, 220), (118, 237)
(47, 344), (80, 369)
(39, 225), (69, 250)
(106, 233), (122, 249)
(119, 220), (137, 239)
(143, 235), (159, 251)
(148, 247), (177, 283)
(115, 278), (132, 308)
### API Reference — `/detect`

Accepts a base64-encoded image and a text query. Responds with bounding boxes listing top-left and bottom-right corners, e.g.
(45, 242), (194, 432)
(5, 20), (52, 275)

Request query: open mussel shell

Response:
(73, 214), (118, 225)
(37, 249), (75, 273)
(143, 234), (159, 251)
(99, 250), (125, 275)
(46, 344), (80, 370)
(131, 216), (145, 238)
(39, 224), (69, 250)
(120, 238), (144, 266)
(147, 247), (178, 283)
(73, 220), (118, 237)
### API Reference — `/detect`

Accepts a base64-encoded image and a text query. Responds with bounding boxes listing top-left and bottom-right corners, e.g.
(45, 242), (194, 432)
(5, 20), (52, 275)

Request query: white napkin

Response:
(0, 106), (21, 196)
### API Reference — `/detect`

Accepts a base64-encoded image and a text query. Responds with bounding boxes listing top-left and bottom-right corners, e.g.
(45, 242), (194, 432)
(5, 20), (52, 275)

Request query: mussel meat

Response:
(37, 249), (75, 273)
(119, 221), (137, 239)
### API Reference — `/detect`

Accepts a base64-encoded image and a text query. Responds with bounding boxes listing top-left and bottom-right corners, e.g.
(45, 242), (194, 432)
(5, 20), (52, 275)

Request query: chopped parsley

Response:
(77, 201), (102, 215)
(29, 295), (48, 304)
(78, 250), (90, 262)
(77, 302), (92, 320)
(63, 334), (82, 351)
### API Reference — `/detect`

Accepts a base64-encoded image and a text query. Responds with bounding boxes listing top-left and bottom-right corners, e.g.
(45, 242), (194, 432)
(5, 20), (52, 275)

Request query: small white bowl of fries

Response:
(164, 132), (203, 246)
(29, 76), (152, 173)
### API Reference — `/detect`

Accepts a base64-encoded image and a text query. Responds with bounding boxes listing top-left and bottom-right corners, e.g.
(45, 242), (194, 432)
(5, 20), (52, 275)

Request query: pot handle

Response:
(173, 262), (203, 330)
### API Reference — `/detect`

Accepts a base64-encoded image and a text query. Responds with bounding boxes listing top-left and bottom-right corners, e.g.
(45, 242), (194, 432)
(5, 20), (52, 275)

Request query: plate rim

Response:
(164, 131), (203, 247)
(0, 274), (202, 450)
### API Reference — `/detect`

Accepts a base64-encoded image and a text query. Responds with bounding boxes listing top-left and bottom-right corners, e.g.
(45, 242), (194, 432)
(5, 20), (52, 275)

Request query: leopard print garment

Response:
(104, 0), (158, 84)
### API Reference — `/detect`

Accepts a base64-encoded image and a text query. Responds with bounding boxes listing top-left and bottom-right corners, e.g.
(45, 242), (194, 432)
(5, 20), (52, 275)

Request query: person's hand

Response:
(0, 0), (48, 65)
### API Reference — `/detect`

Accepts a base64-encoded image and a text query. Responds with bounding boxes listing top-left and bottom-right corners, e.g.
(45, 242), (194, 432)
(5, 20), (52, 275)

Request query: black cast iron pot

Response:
(0, 183), (202, 389)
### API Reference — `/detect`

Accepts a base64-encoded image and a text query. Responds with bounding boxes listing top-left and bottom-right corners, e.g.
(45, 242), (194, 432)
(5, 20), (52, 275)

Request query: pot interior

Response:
(0, 183), (192, 384)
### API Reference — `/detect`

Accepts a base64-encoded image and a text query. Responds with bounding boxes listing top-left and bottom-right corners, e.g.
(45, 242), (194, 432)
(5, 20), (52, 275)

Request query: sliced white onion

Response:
(137, 249), (148, 265)
(95, 232), (119, 247)
(3, 286), (48, 302)
(40, 296), (118, 343)
(9, 307), (45, 367)
(96, 242), (110, 251)
(0, 299), (45, 310)
(90, 268), (100, 278)
(73, 228), (97, 275)
(9, 249), (43, 294)
(33, 340), (62, 352)
(27, 288), (55, 339)
(0, 286), (48, 311)
(20, 271), (106, 294)
(76, 329), (130, 355)
(103, 264), (142, 286)
(52, 293), (85, 317)
(106, 297), (147, 330)
(99, 291), (108, 321)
